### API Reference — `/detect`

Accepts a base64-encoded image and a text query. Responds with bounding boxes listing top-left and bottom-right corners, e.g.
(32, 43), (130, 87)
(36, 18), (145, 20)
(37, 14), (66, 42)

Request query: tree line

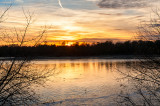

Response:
(0, 40), (160, 57)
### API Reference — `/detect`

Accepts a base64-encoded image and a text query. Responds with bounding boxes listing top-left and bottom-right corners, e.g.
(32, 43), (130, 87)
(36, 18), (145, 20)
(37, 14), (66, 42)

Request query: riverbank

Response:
(0, 55), (159, 60)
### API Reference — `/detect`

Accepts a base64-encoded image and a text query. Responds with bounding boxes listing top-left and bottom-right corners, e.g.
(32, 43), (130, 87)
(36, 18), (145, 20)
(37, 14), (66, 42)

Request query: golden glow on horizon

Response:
(55, 36), (76, 40)
(62, 25), (82, 31)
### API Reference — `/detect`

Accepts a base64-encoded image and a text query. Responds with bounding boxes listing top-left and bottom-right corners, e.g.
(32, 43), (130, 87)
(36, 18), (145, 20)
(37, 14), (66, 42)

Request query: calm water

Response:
(33, 59), (135, 105)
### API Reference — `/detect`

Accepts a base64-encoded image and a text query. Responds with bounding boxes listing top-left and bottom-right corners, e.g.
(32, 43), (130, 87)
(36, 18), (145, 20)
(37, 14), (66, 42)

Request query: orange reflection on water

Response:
(33, 59), (131, 104)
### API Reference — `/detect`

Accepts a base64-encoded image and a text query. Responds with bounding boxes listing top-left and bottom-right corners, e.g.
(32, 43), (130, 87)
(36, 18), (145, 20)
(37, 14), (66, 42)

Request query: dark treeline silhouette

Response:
(0, 40), (160, 57)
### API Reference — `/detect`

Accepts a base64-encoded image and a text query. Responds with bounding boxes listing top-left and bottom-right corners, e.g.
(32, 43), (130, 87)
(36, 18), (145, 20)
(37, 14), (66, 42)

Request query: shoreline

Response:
(0, 55), (159, 60)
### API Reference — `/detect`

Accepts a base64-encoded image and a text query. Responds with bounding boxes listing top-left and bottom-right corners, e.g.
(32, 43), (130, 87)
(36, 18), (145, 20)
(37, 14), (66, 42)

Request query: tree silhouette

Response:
(0, 6), (53, 105)
(117, 9), (160, 106)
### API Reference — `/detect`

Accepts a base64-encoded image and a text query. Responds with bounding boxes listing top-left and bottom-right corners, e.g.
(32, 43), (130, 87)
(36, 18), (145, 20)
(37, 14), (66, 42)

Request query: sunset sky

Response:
(0, 0), (160, 44)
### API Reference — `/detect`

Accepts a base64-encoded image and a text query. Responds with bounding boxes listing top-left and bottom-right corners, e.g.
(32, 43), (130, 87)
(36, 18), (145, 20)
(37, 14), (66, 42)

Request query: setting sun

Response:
(65, 42), (73, 46)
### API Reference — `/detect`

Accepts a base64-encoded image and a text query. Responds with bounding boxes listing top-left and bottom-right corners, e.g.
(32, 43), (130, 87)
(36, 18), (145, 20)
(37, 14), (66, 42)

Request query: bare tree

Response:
(117, 9), (160, 106)
(0, 5), (54, 106)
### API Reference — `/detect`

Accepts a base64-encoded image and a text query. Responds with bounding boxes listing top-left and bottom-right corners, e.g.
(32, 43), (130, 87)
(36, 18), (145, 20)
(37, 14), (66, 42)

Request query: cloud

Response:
(86, 0), (98, 2)
(98, 0), (157, 9)
(79, 38), (128, 42)
(15, 0), (23, 3)
(0, 0), (148, 42)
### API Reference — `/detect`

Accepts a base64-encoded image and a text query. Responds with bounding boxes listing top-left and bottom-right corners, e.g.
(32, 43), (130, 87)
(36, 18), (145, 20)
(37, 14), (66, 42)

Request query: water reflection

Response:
(34, 59), (135, 105)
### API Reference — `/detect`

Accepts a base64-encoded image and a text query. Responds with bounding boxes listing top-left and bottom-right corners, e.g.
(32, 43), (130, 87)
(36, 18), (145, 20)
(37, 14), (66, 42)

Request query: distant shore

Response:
(0, 55), (159, 60)
(34, 55), (160, 60)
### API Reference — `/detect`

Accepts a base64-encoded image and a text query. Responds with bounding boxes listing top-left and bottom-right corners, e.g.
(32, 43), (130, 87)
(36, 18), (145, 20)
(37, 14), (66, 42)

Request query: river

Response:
(32, 58), (137, 105)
